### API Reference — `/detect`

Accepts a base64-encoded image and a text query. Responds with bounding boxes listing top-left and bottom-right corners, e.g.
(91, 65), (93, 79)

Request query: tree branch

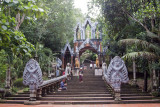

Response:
(15, 12), (25, 31)
(122, 9), (150, 32)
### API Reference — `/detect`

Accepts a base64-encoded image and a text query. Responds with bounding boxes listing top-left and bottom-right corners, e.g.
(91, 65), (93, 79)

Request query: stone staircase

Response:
(38, 69), (114, 104)
(0, 68), (160, 104)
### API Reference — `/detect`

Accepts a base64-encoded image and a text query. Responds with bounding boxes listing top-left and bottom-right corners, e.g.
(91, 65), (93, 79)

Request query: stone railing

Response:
(102, 56), (129, 101)
(0, 88), (5, 99)
(36, 75), (67, 99)
(23, 59), (68, 104)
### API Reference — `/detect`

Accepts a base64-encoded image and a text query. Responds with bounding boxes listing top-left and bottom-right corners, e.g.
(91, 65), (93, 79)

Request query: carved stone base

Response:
(114, 92), (121, 101)
(29, 90), (37, 101)
(95, 69), (102, 76)
(24, 100), (40, 105)
(4, 88), (11, 97)
(132, 79), (137, 85)
(73, 69), (79, 76)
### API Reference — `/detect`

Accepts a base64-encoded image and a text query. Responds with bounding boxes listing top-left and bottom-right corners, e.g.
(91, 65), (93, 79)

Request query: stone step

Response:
(6, 97), (29, 100)
(11, 94), (29, 97)
(0, 100), (25, 104)
(68, 81), (104, 84)
(75, 78), (103, 81)
(51, 91), (110, 95)
(121, 93), (151, 96)
(45, 93), (112, 97)
(3, 68), (159, 105)
(1, 99), (160, 104)
(67, 86), (106, 89)
(62, 89), (106, 92)
(121, 96), (155, 100)
(67, 82), (105, 85)
(39, 96), (114, 101)
(40, 100), (160, 104)
(120, 91), (148, 94)
(6, 96), (114, 101)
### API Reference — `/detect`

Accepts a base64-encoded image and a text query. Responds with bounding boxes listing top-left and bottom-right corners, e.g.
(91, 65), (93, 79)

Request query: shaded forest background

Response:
(0, 0), (160, 92)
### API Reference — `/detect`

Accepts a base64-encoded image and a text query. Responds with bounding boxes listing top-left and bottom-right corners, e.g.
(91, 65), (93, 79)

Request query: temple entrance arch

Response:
(79, 48), (98, 69)
(61, 18), (105, 69)
(73, 18), (103, 68)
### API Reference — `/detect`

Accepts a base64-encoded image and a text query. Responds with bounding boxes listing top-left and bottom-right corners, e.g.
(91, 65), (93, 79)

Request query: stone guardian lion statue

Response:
(96, 58), (99, 68)
(75, 58), (80, 68)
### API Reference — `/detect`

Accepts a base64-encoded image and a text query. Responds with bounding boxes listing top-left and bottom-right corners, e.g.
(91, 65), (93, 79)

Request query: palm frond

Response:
(146, 31), (160, 40)
(119, 39), (160, 52)
(122, 51), (159, 60)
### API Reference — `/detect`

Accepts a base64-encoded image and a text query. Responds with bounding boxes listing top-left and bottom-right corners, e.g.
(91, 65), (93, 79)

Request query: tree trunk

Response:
(48, 60), (50, 78)
(158, 71), (160, 91)
(143, 70), (148, 92)
(133, 59), (137, 85)
(5, 66), (11, 89)
(151, 17), (155, 32)
(150, 68), (153, 91)
(158, 23), (160, 37)
(15, 12), (25, 31)
(152, 69), (157, 91)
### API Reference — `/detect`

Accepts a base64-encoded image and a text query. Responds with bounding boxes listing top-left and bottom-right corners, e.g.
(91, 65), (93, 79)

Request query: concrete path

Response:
(0, 104), (160, 107)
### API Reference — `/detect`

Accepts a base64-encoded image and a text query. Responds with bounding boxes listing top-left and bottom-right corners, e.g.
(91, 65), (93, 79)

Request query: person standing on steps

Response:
(90, 61), (93, 69)
(70, 69), (73, 80)
(79, 67), (83, 83)
(56, 67), (60, 77)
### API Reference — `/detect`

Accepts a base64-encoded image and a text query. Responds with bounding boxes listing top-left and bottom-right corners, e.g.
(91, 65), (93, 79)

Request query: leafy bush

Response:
(0, 50), (8, 88)
(13, 78), (26, 88)
(151, 91), (159, 97)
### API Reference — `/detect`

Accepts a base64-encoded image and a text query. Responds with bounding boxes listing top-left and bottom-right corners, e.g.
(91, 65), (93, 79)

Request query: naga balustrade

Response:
(102, 56), (129, 101)
(23, 59), (68, 102)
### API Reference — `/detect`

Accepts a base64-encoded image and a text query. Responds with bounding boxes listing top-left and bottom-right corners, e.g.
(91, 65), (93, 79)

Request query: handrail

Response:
(39, 75), (68, 88)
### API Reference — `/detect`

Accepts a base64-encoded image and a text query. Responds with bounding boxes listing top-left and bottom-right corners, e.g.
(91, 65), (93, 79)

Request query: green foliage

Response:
(0, 50), (8, 87)
(21, 0), (83, 52)
(13, 78), (26, 88)
(151, 91), (159, 97)
(91, 0), (160, 73)
(133, 1), (160, 23)
(2, 0), (45, 18)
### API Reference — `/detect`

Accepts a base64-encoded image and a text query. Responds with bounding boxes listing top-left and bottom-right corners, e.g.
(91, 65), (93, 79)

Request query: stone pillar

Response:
(103, 54), (105, 63)
(42, 88), (45, 97)
(50, 86), (53, 92)
(29, 85), (37, 101)
(44, 88), (47, 95)
(5, 67), (11, 90)
(153, 69), (157, 91)
(143, 70), (148, 92)
(46, 87), (50, 94)
(98, 54), (101, 67)
(37, 89), (42, 98)
(48, 60), (50, 78)
(114, 91), (121, 101)
(54, 83), (57, 91)
(71, 55), (73, 69)
(62, 55), (64, 69)
(132, 59), (137, 85)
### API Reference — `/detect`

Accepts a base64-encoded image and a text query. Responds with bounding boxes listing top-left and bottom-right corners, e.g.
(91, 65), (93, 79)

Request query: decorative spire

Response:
(87, 30), (90, 38)
(96, 31), (99, 39)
